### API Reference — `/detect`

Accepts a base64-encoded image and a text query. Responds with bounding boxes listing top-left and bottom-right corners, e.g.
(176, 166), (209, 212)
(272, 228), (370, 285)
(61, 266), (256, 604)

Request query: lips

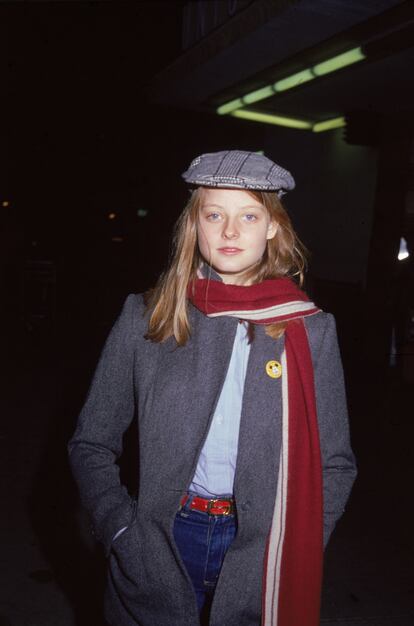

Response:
(218, 247), (243, 255)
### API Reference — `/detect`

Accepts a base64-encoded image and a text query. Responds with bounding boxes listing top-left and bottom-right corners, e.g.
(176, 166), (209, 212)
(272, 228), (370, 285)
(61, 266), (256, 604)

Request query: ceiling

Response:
(148, 0), (414, 125)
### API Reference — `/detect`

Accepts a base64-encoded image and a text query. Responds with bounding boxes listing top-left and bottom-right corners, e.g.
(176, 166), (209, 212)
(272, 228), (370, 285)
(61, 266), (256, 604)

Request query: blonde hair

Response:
(145, 187), (307, 345)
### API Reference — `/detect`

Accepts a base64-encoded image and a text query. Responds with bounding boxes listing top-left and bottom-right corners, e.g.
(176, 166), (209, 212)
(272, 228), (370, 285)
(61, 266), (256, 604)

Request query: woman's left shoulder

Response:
(303, 310), (336, 337)
(302, 311), (340, 366)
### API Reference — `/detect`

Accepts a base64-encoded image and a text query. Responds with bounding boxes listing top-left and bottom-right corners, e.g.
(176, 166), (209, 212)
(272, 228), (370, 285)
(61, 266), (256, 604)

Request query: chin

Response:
(215, 265), (246, 277)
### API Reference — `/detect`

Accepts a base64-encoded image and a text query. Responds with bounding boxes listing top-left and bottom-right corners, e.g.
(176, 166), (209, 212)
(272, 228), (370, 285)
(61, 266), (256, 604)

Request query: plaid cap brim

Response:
(182, 150), (295, 195)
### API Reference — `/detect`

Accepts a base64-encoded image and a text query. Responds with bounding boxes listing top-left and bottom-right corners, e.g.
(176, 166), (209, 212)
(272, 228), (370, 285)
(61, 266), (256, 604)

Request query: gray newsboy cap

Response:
(181, 150), (295, 196)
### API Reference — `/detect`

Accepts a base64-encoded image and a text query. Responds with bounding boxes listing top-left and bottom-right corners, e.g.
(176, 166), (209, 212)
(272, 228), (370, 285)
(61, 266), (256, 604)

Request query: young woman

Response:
(69, 150), (357, 626)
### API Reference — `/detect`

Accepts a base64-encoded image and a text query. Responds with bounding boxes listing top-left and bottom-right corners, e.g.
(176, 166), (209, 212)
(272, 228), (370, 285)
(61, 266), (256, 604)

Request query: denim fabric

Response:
(173, 495), (237, 620)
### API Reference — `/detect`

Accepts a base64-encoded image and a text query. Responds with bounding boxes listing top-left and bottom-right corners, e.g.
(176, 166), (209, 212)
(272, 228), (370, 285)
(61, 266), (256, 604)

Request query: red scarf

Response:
(188, 277), (323, 626)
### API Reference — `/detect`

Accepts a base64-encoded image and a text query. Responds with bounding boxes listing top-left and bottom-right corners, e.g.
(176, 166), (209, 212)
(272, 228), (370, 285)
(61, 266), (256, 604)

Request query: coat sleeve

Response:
(68, 294), (141, 555)
(309, 313), (357, 548)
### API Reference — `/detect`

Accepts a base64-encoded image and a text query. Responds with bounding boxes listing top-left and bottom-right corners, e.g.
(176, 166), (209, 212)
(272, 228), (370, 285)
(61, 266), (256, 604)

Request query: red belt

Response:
(180, 494), (235, 516)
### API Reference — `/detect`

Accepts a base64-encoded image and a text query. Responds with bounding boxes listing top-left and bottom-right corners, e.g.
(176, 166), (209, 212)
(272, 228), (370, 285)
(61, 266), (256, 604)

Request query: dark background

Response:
(1, 1), (413, 625)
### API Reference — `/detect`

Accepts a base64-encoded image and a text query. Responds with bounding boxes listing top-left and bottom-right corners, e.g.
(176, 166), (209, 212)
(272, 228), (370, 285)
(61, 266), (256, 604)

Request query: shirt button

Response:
(216, 414), (223, 425)
(241, 501), (250, 511)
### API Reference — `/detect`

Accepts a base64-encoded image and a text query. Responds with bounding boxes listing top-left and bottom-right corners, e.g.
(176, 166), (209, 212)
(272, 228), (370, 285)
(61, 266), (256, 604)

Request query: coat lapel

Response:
(234, 327), (284, 494)
(144, 307), (238, 495)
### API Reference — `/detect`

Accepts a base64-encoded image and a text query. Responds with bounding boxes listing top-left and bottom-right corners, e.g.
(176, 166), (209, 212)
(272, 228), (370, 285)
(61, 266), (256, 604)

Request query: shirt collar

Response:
(199, 263), (223, 282)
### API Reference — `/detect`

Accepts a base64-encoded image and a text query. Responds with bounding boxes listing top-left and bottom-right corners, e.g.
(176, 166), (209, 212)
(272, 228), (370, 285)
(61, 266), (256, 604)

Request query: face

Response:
(196, 187), (277, 285)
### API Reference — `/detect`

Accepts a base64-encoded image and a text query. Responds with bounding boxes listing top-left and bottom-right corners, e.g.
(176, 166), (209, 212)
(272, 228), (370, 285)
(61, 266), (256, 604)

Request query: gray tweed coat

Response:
(68, 294), (357, 626)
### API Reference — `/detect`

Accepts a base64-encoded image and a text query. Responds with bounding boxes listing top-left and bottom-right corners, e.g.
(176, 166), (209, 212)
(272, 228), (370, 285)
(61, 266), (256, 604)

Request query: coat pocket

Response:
(109, 497), (138, 553)
(107, 509), (152, 602)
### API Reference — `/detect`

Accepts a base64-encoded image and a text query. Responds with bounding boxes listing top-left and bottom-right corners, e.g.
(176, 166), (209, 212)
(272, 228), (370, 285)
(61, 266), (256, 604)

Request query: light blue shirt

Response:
(189, 321), (251, 497)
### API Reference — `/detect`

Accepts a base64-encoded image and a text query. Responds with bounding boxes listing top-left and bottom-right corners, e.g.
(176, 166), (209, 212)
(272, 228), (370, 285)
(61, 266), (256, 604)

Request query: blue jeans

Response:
(173, 495), (237, 620)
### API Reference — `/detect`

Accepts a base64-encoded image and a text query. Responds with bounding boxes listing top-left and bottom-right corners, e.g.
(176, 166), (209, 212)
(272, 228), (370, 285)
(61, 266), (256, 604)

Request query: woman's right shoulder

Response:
(123, 292), (147, 314)
(117, 292), (151, 337)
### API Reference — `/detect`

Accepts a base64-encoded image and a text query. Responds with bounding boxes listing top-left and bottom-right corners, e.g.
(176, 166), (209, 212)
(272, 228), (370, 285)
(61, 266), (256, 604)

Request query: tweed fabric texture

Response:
(181, 150), (295, 195)
(68, 295), (357, 626)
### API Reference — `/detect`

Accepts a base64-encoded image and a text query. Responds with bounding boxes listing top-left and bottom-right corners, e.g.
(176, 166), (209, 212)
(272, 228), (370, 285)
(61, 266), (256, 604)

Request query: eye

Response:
(243, 213), (258, 222)
(206, 212), (222, 221)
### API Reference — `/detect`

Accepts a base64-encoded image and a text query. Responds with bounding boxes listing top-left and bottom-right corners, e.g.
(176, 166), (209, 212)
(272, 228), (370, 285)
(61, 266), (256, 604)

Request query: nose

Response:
(222, 217), (239, 240)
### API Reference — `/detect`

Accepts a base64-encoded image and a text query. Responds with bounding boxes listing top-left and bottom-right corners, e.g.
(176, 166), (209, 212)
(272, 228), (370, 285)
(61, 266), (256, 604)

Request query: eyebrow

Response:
(200, 203), (264, 210)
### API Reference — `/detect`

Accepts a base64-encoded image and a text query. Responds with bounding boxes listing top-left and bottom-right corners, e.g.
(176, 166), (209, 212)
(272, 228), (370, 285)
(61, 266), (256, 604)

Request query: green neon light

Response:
(217, 98), (244, 115)
(243, 85), (275, 105)
(216, 47), (365, 116)
(274, 69), (314, 92)
(312, 117), (346, 132)
(231, 109), (312, 130)
(313, 47), (365, 76)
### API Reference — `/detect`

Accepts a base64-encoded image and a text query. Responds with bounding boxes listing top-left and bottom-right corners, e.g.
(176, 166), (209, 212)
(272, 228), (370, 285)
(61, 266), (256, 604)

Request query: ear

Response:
(266, 221), (278, 240)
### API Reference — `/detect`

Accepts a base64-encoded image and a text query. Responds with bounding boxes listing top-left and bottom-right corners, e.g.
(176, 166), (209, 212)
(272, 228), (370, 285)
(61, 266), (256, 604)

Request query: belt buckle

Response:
(207, 498), (232, 516)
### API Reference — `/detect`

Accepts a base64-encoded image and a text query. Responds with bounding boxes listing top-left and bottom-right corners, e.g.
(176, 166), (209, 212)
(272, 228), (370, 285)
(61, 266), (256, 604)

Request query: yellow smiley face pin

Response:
(265, 360), (282, 379)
